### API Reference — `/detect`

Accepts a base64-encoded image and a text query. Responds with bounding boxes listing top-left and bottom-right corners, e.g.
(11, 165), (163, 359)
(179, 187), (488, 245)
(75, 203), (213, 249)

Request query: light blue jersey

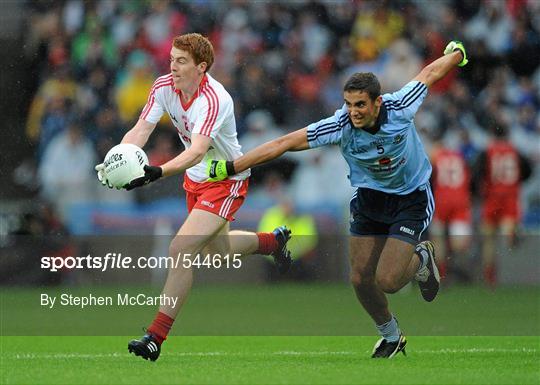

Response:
(306, 81), (431, 195)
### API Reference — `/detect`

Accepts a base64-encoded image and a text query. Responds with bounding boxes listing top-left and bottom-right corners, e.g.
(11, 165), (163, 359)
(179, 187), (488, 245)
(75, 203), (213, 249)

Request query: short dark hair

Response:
(343, 72), (381, 101)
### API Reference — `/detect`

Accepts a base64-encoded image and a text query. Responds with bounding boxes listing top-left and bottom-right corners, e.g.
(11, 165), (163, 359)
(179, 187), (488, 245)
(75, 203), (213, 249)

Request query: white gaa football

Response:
(103, 144), (149, 188)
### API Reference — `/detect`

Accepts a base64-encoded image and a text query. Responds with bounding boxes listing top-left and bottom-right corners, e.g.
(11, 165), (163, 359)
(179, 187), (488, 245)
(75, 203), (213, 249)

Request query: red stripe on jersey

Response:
(145, 75), (173, 103)
(140, 94), (155, 120)
(140, 77), (173, 118)
(199, 88), (216, 136)
(205, 85), (220, 135)
(200, 84), (219, 136)
(140, 77), (173, 120)
(199, 88), (214, 136)
(147, 75), (173, 103)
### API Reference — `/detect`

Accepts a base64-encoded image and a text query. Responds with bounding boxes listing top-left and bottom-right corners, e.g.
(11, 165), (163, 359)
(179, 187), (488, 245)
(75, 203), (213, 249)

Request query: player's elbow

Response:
(418, 64), (443, 88)
(186, 147), (207, 164)
(274, 135), (296, 154)
(191, 149), (207, 163)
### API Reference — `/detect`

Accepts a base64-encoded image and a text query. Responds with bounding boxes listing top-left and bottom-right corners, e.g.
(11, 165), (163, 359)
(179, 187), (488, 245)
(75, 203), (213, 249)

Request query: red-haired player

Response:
(95, 33), (292, 361)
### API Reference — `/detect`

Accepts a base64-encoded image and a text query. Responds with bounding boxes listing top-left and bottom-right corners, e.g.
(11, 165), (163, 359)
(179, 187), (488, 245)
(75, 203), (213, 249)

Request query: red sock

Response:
(147, 312), (175, 344)
(483, 264), (497, 288)
(256, 232), (278, 255)
(439, 260), (447, 279)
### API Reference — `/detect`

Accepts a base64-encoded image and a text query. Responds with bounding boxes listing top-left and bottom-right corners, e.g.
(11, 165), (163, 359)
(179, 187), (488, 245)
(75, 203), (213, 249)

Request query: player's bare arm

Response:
(207, 128), (309, 181)
(161, 134), (212, 177)
(235, 128), (309, 173)
(122, 133), (212, 191)
(413, 41), (467, 88)
(121, 119), (157, 148)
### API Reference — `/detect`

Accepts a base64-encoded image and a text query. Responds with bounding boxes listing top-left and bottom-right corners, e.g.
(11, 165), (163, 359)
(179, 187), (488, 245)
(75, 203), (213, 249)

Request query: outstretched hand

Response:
(444, 40), (468, 67)
(124, 165), (163, 191)
(206, 159), (235, 182)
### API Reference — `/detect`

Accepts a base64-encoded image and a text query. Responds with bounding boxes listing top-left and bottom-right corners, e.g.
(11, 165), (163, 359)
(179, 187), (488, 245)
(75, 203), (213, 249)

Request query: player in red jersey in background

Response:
(430, 133), (472, 283)
(474, 121), (531, 287)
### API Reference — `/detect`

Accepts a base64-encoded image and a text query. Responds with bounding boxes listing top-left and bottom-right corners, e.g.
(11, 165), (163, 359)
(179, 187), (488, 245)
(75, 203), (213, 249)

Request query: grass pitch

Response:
(1, 284), (539, 384)
(2, 336), (539, 384)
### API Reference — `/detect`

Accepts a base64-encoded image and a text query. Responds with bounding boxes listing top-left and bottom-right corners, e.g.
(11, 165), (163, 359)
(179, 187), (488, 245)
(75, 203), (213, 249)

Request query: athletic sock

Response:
(483, 263), (497, 288)
(376, 315), (401, 343)
(439, 260), (447, 279)
(255, 232), (278, 255)
(147, 311), (175, 344)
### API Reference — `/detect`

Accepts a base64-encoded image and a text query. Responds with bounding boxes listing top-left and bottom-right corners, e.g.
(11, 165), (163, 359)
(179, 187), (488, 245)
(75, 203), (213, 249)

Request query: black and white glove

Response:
(123, 165), (163, 191)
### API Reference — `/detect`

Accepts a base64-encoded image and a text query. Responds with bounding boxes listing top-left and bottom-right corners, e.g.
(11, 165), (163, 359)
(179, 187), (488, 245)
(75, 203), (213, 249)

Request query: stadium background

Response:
(0, 1), (539, 384)
(1, 0), (538, 285)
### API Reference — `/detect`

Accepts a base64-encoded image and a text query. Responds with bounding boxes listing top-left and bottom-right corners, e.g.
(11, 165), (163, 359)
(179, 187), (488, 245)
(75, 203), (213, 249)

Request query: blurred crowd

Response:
(18, 0), (540, 226)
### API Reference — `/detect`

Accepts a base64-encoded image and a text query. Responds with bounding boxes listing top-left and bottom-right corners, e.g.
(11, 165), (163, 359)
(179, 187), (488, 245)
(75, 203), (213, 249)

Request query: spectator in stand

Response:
(115, 50), (156, 124)
(91, 106), (124, 158)
(36, 96), (70, 161)
(240, 110), (283, 153)
(350, 2), (404, 62)
(465, 1), (513, 55)
(380, 38), (422, 92)
(38, 119), (97, 220)
(14, 0), (539, 237)
(26, 65), (78, 144)
(71, 14), (118, 74)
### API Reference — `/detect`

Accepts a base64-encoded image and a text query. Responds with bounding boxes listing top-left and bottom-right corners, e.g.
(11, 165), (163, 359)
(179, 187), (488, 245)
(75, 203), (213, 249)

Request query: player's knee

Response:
(350, 271), (375, 289)
(168, 237), (203, 264)
(376, 276), (401, 294)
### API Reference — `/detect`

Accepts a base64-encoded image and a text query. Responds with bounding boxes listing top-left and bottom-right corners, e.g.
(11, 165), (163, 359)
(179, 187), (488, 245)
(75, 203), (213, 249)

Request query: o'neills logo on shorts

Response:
(400, 226), (415, 235)
(201, 200), (215, 208)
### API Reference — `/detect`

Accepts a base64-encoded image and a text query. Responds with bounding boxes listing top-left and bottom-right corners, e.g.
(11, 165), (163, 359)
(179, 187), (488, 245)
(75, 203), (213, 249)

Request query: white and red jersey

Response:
(432, 146), (471, 204)
(139, 73), (250, 182)
(483, 140), (521, 199)
(431, 146), (472, 224)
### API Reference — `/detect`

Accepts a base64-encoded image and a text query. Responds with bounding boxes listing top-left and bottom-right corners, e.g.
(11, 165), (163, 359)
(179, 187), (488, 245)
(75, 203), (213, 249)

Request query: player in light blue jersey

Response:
(207, 41), (468, 358)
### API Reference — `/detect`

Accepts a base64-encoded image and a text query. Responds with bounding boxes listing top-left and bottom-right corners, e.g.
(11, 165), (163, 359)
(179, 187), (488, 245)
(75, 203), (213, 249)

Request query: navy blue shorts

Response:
(349, 184), (435, 245)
